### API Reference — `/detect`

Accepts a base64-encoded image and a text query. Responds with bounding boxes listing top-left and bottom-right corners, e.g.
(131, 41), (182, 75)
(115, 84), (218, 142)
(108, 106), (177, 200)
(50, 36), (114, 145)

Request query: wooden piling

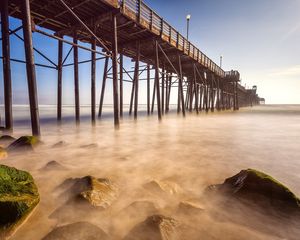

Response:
(119, 54), (124, 118)
(91, 32), (96, 124)
(161, 64), (165, 115)
(112, 14), (120, 127)
(134, 41), (140, 119)
(21, 0), (40, 136)
(147, 64), (150, 115)
(167, 74), (172, 113)
(177, 54), (185, 117)
(57, 37), (63, 121)
(165, 72), (169, 113)
(1, 0), (13, 130)
(73, 32), (80, 124)
(151, 79), (156, 114)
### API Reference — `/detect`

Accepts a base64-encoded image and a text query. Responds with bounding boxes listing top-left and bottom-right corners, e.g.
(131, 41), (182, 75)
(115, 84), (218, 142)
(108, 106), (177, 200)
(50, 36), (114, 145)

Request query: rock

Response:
(0, 165), (40, 239)
(144, 180), (181, 196)
(39, 161), (67, 171)
(51, 176), (118, 220)
(123, 215), (181, 240)
(0, 147), (8, 160)
(42, 222), (109, 240)
(207, 169), (300, 213)
(7, 136), (41, 152)
(79, 177), (118, 208)
(52, 141), (67, 148)
(0, 135), (15, 145)
(177, 201), (204, 215)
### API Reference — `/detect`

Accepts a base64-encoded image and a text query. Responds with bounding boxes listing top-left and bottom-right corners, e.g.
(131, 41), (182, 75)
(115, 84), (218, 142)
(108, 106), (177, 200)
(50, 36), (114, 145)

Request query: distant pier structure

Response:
(0, 0), (261, 136)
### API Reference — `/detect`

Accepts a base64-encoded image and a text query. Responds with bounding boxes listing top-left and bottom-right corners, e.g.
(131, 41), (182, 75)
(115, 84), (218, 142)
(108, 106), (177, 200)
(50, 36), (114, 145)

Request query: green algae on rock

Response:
(0, 165), (40, 239)
(207, 169), (300, 212)
(7, 136), (41, 152)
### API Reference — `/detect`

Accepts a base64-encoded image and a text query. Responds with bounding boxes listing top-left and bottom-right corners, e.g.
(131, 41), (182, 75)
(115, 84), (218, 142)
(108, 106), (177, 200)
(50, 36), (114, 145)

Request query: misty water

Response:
(2, 104), (300, 239)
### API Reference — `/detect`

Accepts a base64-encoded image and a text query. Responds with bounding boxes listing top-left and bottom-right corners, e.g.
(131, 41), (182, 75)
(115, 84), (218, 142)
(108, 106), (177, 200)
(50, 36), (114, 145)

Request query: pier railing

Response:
(120, 0), (225, 78)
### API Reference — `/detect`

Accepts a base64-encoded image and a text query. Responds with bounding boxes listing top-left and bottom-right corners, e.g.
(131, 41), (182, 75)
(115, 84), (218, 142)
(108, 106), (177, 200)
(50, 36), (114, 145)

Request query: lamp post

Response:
(186, 14), (191, 40)
(220, 55), (223, 68)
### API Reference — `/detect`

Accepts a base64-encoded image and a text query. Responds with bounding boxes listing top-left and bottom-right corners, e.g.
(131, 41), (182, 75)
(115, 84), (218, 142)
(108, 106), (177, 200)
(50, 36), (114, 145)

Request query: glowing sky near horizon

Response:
(0, 0), (299, 105)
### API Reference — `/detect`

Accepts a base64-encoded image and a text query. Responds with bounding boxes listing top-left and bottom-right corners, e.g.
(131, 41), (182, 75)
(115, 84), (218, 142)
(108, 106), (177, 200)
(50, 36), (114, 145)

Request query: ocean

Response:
(2, 104), (300, 239)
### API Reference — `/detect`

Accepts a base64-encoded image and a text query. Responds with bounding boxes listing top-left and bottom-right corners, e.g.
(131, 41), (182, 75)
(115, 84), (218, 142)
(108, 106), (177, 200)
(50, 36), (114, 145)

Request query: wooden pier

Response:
(1, 0), (261, 136)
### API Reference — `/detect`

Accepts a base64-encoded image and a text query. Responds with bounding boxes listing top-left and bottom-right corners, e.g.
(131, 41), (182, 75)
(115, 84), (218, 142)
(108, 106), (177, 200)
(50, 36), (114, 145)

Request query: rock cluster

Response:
(0, 165), (39, 239)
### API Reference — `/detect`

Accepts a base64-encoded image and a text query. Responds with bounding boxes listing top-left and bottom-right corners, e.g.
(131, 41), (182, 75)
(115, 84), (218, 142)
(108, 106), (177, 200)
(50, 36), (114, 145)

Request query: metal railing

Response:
(119, 0), (225, 77)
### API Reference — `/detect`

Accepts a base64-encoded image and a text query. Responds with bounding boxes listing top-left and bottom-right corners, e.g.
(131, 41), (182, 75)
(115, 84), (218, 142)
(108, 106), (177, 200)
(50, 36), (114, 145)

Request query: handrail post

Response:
(160, 18), (163, 37)
(122, 0), (126, 12)
(150, 10), (153, 30)
(138, 0), (141, 23)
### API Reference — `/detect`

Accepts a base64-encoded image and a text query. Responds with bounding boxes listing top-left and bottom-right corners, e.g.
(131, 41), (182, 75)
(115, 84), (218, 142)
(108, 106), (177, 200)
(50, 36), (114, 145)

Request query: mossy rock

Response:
(208, 169), (300, 213)
(42, 222), (109, 240)
(7, 136), (41, 152)
(0, 165), (40, 239)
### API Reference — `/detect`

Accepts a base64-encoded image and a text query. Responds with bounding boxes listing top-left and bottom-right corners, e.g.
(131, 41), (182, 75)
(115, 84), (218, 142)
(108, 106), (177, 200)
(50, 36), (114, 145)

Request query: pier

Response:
(1, 0), (261, 136)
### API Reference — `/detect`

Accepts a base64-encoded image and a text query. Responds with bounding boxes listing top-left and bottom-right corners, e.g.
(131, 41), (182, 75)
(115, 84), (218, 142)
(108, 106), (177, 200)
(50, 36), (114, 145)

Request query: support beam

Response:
(134, 42), (141, 119)
(1, 0), (13, 130)
(98, 56), (109, 117)
(73, 32), (80, 124)
(57, 37), (63, 121)
(21, 0), (40, 136)
(91, 32), (96, 125)
(178, 54), (185, 117)
(147, 64), (150, 115)
(193, 65), (199, 114)
(119, 54), (124, 118)
(111, 14), (120, 127)
(161, 64), (165, 115)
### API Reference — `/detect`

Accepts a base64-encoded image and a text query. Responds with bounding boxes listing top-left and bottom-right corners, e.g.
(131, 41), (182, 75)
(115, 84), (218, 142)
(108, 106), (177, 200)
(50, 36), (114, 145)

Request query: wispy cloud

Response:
(267, 65), (300, 77)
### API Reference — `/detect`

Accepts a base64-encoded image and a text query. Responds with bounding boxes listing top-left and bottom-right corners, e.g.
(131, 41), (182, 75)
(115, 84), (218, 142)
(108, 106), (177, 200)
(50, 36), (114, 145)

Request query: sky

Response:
(0, 0), (300, 105)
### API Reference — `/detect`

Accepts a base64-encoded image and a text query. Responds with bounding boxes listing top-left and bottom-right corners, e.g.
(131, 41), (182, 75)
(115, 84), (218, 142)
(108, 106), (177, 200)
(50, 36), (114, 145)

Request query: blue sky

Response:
(0, 0), (299, 105)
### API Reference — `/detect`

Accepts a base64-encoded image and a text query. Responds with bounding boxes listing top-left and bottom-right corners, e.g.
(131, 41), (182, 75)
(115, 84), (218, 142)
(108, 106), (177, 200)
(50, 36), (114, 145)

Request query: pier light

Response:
(186, 14), (191, 40)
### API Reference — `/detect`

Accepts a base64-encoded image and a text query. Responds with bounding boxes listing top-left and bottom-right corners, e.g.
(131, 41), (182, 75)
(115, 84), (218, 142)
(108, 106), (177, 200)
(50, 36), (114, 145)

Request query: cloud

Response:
(267, 65), (300, 77)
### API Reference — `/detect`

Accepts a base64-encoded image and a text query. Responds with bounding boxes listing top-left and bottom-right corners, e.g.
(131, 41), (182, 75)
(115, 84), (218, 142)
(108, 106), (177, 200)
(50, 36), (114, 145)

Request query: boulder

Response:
(144, 180), (181, 196)
(207, 169), (300, 213)
(123, 215), (181, 240)
(42, 222), (109, 240)
(7, 136), (41, 152)
(177, 201), (204, 215)
(79, 177), (118, 208)
(0, 135), (15, 145)
(51, 176), (118, 220)
(39, 161), (67, 171)
(0, 165), (39, 239)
